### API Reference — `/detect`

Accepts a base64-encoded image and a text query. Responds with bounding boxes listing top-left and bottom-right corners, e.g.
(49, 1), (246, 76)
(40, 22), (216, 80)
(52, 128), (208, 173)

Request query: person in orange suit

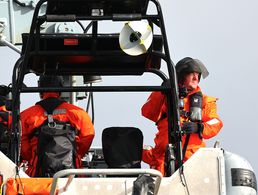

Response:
(142, 57), (223, 176)
(20, 75), (95, 177)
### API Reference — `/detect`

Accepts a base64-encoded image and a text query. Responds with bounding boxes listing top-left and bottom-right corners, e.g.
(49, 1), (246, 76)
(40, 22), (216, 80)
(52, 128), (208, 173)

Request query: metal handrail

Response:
(50, 168), (163, 195)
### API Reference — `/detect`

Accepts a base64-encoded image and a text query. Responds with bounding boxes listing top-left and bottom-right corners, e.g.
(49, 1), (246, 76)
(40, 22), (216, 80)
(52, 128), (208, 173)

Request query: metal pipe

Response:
(0, 36), (21, 54)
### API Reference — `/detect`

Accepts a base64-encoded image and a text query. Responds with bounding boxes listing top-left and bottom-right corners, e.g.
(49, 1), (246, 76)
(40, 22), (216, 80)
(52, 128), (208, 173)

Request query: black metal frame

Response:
(10, 0), (183, 176)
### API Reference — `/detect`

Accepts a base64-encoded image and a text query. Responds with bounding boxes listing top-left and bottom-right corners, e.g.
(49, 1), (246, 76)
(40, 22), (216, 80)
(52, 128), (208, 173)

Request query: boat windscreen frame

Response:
(10, 0), (183, 176)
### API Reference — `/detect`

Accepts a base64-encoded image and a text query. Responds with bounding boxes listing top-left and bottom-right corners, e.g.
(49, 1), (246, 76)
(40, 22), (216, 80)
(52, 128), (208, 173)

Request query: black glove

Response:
(181, 121), (204, 138)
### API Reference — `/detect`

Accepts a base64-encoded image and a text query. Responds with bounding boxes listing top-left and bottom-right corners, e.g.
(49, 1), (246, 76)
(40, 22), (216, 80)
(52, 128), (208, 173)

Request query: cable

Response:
(15, 166), (25, 195)
(84, 21), (93, 33)
(76, 20), (85, 32)
(86, 91), (90, 113)
(75, 20), (93, 34)
(90, 91), (95, 124)
(179, 165), (190, 195)
(85, 84), (95, 124)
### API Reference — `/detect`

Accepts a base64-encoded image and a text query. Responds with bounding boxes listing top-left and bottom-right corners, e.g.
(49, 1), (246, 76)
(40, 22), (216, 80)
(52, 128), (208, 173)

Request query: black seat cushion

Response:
(102, 127), (143, 168)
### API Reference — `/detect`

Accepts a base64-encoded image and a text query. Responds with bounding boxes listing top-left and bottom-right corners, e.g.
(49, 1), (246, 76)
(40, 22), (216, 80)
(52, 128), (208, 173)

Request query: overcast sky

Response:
(1, 0), (257, 175)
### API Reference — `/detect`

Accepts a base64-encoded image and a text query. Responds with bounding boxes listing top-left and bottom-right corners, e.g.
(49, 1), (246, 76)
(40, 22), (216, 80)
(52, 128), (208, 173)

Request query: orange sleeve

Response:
(20, 105), (46, 161)
(66, 105), (95, 157)
(141, 92), (166, 122)
(142, 119), (168, 175)
(76, 111), (95, 156)
(202, 96), (223, 139)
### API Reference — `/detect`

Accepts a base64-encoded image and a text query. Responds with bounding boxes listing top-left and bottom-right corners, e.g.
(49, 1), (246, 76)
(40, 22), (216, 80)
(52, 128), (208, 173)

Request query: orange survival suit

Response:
(20, 93), (95, 177)
(141, 86), (223, 175)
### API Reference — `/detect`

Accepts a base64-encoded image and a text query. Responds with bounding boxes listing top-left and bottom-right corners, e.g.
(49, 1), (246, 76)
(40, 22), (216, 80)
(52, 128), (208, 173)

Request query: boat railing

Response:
(50, 168), (163, 195)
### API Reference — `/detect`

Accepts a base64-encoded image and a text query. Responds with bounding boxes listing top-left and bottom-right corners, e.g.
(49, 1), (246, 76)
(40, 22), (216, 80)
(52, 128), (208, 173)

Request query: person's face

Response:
(182, 72), (200, 91)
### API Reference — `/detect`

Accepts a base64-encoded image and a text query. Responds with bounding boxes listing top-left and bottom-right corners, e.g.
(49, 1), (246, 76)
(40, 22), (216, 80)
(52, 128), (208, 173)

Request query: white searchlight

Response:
(119, 21), (153, 56)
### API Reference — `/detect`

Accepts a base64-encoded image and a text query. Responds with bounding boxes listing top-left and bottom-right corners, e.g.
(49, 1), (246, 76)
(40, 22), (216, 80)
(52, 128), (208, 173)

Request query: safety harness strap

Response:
(36, 97), (65, 115)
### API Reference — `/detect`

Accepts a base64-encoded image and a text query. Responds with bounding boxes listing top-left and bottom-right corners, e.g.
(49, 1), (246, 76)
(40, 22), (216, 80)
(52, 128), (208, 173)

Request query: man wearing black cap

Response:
(141, 57), (223, 176)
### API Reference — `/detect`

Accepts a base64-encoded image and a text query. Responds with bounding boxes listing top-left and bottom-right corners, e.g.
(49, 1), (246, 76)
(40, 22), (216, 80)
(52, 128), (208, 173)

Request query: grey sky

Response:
(1, 0), (258, 175)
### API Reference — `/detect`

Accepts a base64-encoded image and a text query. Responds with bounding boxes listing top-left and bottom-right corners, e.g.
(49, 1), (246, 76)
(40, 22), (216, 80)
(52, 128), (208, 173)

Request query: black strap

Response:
(36, 97), (65, 114)
(182, 134), (190, 160)
(0, 111), (9, 122)
(181, 91), (203, 159)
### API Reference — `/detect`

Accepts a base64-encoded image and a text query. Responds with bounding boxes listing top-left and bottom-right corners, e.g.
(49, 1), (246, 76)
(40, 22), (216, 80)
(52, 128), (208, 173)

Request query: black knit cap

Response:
(38, 75), (64, 88)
